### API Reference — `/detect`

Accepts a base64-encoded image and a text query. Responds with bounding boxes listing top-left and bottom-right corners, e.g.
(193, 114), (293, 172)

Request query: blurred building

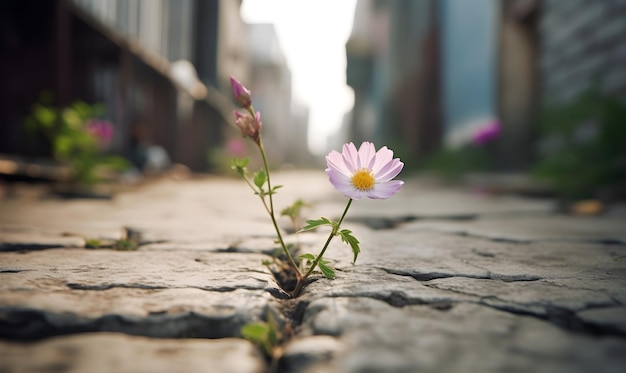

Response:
(288, 102), (314, 167)
(539, 0), (626, 102)
(245, 23), (297, 165)
(345, 0), (626, 170)
(0, 0), (249, 172)
(346, 0), (441, 163)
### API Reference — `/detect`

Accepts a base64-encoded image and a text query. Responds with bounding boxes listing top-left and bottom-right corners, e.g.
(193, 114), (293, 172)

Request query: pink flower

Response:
(230, 76), (252, 108)
(85, 119), (114, 146)
(226, 138), (247, 157)
(472, 120), (501, 146)
(233, 110), (262, 143)
(326, 142), (404, 200)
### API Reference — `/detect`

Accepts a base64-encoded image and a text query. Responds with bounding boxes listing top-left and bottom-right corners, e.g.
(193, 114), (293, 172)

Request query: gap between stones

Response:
(0, 307), (257, 341)
(379, 267), (543, 282)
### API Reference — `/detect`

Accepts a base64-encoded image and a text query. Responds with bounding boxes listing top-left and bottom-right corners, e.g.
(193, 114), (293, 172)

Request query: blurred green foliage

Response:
(533, 88), (626, 199)
(24, 92), (129, 185)
(421, 144), (495, 178)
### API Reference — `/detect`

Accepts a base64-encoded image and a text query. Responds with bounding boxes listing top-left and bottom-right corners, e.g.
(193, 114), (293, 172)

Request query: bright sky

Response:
(241, 0), (357, 154)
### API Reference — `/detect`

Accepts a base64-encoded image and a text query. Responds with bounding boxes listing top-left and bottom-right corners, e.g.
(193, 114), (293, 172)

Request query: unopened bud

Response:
(230, 76), (252, 108)
(233, 110), (262, 144)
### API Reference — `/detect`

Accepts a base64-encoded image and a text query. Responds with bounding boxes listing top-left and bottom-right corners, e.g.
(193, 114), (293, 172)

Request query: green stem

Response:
(257, 139), (302, 278)
(241, 174), (272, 216)
(293, 198), (353, 296)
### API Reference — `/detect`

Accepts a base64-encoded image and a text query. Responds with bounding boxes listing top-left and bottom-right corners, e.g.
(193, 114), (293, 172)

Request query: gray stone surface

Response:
(0, 249), (279, 340)
(0, 333), (265, 373)
(297, 298), (626, 373)
(1, 171), (625, 372)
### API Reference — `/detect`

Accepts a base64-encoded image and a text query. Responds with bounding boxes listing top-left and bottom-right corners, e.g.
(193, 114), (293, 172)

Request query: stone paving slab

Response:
(0, 249), (279, 340)
(0, 333), (265, 373)
(293, 298), (626, 373)
(299, 227), (626, 336)
(401, 215), (626, 244)
(1, 171), (625, 372)
(0, 249), (273, 292)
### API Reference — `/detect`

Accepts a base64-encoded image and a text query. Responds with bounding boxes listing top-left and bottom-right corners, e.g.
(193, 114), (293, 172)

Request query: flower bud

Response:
(230, 76), (252, 108)
(233, 110), (262, 144)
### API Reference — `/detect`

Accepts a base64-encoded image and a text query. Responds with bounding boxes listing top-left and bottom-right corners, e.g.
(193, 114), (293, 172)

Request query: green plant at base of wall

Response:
(533, 88), (626, 200)
(24, 92), (129, 186)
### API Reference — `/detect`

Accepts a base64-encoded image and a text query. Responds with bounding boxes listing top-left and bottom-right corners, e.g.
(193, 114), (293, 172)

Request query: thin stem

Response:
(305, 198), (352, 278)
(257, 139), (302, 278)
(292, 198), (353, 296)
(241, 174), (272, 216)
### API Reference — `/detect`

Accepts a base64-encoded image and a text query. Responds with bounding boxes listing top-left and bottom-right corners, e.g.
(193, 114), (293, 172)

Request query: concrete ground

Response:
(1, 170), (625, 373)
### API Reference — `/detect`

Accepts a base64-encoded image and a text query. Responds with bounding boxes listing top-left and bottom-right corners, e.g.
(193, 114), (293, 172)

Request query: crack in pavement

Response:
(411, 282), (626, 338)
(380, 267), (542, 282)
(0, 307), (258, 341)
(65, 281), (272, 293)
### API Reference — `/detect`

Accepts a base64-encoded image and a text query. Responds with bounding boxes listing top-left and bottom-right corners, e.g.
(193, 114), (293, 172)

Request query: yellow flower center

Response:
(351, 169), (375, 191)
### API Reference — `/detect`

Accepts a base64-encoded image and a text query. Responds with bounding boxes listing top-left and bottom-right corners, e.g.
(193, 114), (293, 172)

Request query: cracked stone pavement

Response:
(1, 170), (625, 372)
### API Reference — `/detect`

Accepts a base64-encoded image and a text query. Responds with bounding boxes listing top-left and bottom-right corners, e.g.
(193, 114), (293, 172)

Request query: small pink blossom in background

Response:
(326, 142), (404, 200)
(472, 120), (501, 146)
(226, 138), (247, 157)
(85, 119), (114, 146)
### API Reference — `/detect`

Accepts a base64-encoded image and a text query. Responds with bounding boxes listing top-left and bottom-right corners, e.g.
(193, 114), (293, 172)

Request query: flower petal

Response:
(342, 142), (359, 170)
(365, 180), (404, 199)
(326, 151), (352, 177)
(371, 146), (393, 174)
(326, 169), (363, 199)
(358, 142), (376, 170)
(375, 158), (404, 182)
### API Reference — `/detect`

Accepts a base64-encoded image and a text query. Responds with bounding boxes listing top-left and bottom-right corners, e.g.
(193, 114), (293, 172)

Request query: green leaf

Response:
(240, 313), (281, 357)
(240, 323), (268, 342)
(318, 261), (336, 279)
(266, 312), (279, 347)
(298, 253), (315, 261)
(253, 170), (267, 189)
(231, 157), (249, 175)
(113, 239), (137, 251)
(339, 229), (361, 264)
(85, 239), (101, 249)
(241, 322), (269, 340)
(300, 217), (334, 231)
(280, 199), (308, 219)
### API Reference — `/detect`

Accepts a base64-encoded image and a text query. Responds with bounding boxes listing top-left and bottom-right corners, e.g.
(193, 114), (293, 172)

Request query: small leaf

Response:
(339, 229), (361, 264)
(254, 170), (267, 189)
(266, 312), (280, 348)
(85, 239), (101, 249)
(241, 322), (273, 356)
(261, 259), (272, 266)
(298, 253), (315, 261)
(318, 261), (336, 279)
(300, 217), (333, 231)
(114, 239), (137, 251)
(231, 157), (249, 175)
(240, 323), (268, 342)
